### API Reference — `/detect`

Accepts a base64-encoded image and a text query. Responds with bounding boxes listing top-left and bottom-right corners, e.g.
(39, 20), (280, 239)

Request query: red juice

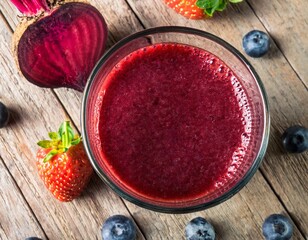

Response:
(95, 43), (252, 201)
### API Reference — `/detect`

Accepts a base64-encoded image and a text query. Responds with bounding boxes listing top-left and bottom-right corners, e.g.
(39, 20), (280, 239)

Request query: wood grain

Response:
(0, 0), (307, 239)
(126, 171), (304, 239)
(49, 1), (304, 239)
(247, 0), (308, 85)
(0, 156), (47, 240)
(126, 0), (308, 236)
(0, 0), (19, 27)
(0, 14), (145, 240)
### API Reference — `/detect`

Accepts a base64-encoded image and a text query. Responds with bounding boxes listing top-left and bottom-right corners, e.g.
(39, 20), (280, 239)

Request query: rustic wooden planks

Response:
(0, 0), (307, 239)
(0, 14), (145, 240)
(0, 156), (47, 240)
(125, 171), (305, 239)
(125, 0), (308, 236)
(246, 0), (308, 85)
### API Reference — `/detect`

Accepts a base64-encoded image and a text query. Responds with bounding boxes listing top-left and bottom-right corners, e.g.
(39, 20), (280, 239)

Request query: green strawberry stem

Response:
(37, 121), (81, 162)
(196, 0), (243, 17)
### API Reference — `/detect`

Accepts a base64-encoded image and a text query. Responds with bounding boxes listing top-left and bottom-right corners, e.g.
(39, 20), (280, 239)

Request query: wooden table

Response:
(0, 0), (307, 239)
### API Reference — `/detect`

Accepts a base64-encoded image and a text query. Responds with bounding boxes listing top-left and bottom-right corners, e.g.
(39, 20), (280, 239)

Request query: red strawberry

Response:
(164, 0), (205, 19)
(36, 121), (93, 202)
(163, 0), (243, 19)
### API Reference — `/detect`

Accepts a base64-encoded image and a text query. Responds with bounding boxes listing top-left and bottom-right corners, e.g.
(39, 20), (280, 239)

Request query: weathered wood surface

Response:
(246, 0), (308, 86)
(126, 0), (308, 236)
(0, 156), (47, 240)
(0, 13), (145, 240)
(0, 0), (307, 239)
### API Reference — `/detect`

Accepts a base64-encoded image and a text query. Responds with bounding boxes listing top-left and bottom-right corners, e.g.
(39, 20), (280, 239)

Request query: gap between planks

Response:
(245, 1), (307, 90)
(120, 1), (307, 238)
(1, 1), (306, 238)
(258, 167), (307, 238)
(0, 17), (49, 237)
(0, 11), (148, 240)
(0, 155), (48, 239)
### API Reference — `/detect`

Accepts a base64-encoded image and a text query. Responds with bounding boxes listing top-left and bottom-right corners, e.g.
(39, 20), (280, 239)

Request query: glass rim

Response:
(81, 26), (270, 213)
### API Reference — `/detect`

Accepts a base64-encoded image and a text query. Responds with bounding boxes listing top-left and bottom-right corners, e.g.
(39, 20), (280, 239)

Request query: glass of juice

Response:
(81, 26), (270, 213)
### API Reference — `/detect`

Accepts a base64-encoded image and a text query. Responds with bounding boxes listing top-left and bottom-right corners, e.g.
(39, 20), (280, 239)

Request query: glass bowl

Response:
(81, 26), (270, 213)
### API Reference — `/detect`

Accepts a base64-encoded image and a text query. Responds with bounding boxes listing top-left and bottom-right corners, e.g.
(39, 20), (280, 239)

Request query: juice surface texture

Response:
(95, 43), (252, 201)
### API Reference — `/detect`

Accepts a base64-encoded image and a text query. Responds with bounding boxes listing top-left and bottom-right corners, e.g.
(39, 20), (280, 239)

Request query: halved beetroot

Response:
(12, 0), (108, 91)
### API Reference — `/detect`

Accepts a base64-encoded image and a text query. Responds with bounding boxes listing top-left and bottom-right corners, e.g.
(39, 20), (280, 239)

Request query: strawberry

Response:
(163, 0), (243, 19)
(36, 121), (93, 202)
(164, 0), (205, 19)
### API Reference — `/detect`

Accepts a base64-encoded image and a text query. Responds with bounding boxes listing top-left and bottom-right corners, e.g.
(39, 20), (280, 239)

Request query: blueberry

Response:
(25, 237), (43, 240)
(242, 30), (270, 58)
(262, 214), (293, 240)
(101, 215), (136, 240)
(282, 125), (308, 153)
(185, 217), (215, 240)
(0, 102), (9, 128)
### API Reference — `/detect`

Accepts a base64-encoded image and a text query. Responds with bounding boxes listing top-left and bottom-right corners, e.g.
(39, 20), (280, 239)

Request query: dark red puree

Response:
(96, 43), (252, 201)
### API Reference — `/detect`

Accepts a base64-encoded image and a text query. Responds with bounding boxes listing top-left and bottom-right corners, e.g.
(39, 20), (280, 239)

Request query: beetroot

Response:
(11, 0), (108, 91)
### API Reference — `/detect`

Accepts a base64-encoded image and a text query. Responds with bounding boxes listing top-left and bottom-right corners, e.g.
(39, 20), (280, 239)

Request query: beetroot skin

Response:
(12, 1), (108, 91)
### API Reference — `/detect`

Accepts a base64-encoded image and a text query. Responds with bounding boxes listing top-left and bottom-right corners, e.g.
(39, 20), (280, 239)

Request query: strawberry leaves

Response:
(48, 132), (59, 140)
(196, 0), (242, 17)
(59, 121), (74, 151)
(43, 149), (58, 163)
(37, 121), (81, 162)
